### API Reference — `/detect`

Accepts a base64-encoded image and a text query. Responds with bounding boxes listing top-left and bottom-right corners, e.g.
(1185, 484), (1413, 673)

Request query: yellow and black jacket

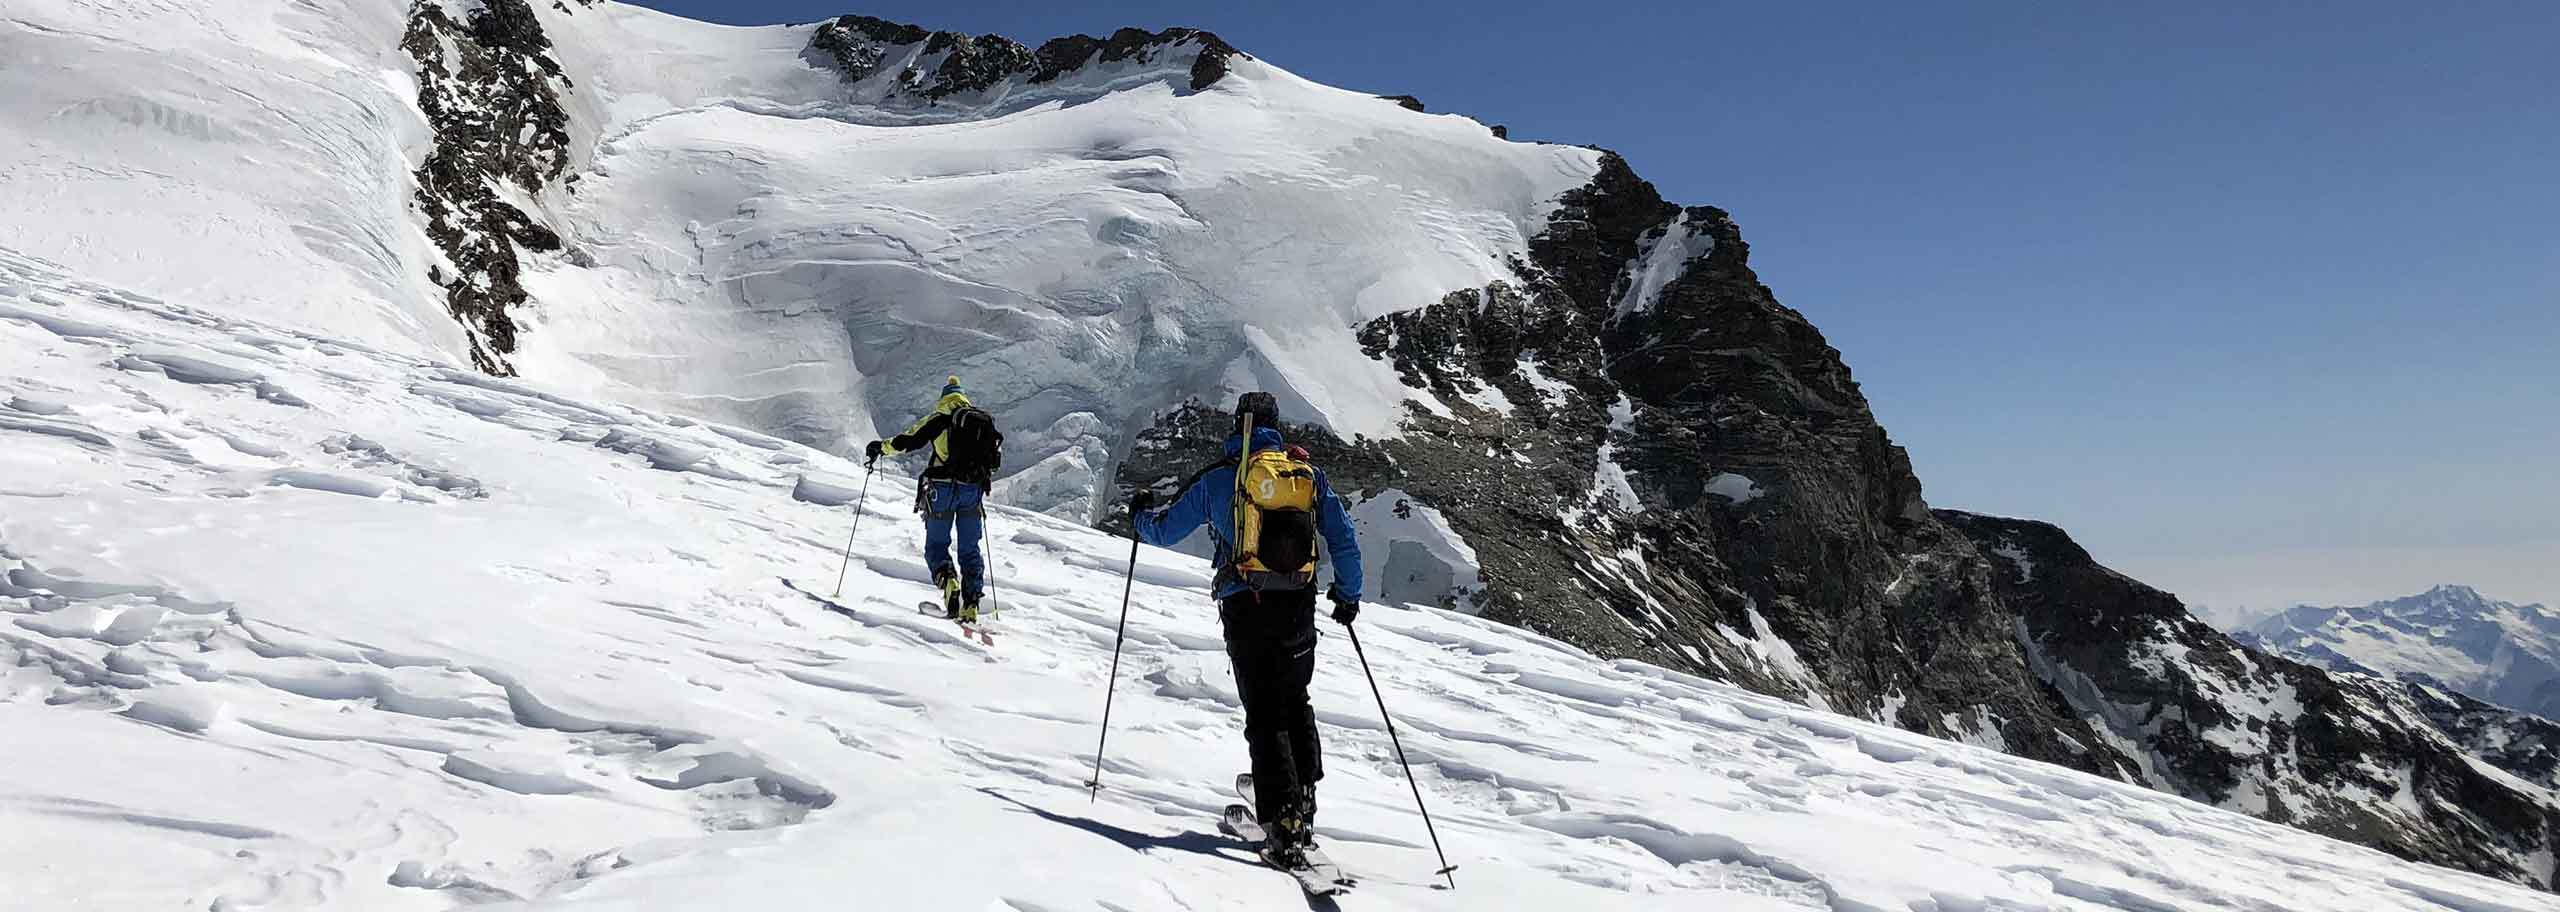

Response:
(882, 391), (981, 484)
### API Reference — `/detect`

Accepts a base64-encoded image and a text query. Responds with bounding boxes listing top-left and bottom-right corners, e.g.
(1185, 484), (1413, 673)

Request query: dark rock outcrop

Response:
(1378, 94), (1426, 112)
(807, 15), (927, 84)
(808, 16), (1244, 99)
(1027, 34), (1104, 82)
(401, 0), (574, 375)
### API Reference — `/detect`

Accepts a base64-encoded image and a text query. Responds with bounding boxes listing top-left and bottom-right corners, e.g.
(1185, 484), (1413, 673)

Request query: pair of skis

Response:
(916, 601), (995, 647)
(1216, 773), (1354, 896)
(915, 570), (995, 646)
(785, 575), (994, 647)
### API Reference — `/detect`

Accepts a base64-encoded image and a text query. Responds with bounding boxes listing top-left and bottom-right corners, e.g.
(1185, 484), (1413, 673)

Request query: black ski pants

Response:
(1221, 587), (1322, 829)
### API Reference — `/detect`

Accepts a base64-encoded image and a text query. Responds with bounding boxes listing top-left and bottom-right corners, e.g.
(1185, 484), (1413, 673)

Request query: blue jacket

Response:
(1135, 427), (1364, 601)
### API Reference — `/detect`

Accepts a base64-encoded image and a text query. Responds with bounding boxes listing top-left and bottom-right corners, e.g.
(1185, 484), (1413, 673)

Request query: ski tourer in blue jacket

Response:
(1127, 392), (1363, 866)
(1134, 424), (1365, 603)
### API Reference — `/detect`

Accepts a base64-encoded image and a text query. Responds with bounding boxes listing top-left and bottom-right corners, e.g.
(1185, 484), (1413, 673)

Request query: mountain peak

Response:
(2420, 583), (2487, 602)
(2370, 583), (2511, 619)
(2247, 581), (2560, 730)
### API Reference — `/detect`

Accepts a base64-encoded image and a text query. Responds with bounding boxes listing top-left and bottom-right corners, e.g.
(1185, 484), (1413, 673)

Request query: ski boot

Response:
(1258, 811), (1311, 870)
(1268, 781), (1319, 857)
(959, 595), (981, 625)
(935, 568), (963, 620)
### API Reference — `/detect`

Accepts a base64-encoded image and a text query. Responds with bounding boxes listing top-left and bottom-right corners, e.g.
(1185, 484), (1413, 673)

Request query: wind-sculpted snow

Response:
(0, 0), (456, 360)
(3, 247), (2547, 910)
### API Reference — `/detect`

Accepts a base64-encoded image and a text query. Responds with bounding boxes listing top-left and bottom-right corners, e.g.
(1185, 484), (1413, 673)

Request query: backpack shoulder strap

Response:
(1173, 452), (1233, 495)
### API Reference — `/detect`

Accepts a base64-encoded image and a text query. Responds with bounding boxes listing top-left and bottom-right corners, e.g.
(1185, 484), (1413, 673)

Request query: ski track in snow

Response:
(2, 248), (2549, 911)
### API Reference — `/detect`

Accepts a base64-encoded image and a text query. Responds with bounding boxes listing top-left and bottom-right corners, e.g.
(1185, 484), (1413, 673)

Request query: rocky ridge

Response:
(400, 0), (582, 375)
(808, 15), (1243, 100)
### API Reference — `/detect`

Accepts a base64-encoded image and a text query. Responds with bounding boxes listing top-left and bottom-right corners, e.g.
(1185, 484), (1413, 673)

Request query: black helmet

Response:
(1235, 391), (1280, 434)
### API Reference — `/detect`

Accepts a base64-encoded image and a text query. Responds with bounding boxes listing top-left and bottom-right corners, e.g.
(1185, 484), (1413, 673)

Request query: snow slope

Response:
(504, 3), (1598, 517)
(0, 0), (454, 360)
(5, 248), (2550, 911)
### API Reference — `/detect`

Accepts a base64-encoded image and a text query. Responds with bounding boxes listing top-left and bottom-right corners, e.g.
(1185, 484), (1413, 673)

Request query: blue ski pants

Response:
(922, 481), (984, 600)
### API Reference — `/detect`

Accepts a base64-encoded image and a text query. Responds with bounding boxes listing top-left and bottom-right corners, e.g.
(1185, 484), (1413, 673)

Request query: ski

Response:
(779, 577), (859, 619)
(915, 601), (995, 646)
(1218, 803), (1265, 842)
(1226, 774), (1353, 894)
(1276, 851), (1346, 897)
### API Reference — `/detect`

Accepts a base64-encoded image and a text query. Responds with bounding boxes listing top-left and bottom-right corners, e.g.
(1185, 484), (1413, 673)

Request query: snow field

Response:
(3, 247), (2551, 910)
(0, 0), (456, 361)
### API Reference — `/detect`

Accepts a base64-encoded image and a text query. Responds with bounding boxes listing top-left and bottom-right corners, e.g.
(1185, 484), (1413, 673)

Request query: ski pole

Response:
(979, 499), (999, 620)
(1085, 531), (1143, 800)
(1347, 623), (1458, 889)
(830, 463), (877, 599)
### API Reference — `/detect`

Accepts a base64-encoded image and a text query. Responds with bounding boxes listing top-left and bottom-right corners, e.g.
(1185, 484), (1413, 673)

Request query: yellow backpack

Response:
(1233, 445), (1320, 587)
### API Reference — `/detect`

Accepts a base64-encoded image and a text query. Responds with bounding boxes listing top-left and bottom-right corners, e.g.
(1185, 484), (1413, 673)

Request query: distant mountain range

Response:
(2238, 585), (2560, 721)
(2188, 601), (2282, 632)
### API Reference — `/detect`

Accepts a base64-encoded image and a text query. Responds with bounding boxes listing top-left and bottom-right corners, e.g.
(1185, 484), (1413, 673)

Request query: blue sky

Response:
(624, 1), (2560, 613)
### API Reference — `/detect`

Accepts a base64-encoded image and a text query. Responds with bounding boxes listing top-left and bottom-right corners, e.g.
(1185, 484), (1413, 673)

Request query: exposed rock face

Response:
(809, 16), (1244, 98)
(1944, 511), (2560, 888)
(401, 0), (575, 375)
(2409, 684), (2560, 792)
(1123, 154), (2112, 753)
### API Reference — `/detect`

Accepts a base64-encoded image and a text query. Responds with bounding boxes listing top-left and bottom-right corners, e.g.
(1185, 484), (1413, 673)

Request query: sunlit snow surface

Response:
(2, 250), (2545, 912)
(0, 0), (458, 361)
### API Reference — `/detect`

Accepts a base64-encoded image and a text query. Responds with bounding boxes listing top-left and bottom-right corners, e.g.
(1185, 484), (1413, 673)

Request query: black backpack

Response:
(940, 405), (1003, 481)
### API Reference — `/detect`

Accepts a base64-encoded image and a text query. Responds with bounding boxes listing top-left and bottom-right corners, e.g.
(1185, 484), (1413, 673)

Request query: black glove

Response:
(863, 440), (883, 464)
(1129, 489), (1157, 513)
(1327, 586), (1359, 626)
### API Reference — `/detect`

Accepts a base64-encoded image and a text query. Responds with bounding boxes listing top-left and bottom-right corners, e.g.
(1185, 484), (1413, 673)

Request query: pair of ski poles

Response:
(1082, 513), (1457, 890)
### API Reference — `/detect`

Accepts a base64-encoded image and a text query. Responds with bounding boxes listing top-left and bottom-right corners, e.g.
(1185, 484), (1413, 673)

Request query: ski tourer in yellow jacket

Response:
(864, 376), (1003, 619)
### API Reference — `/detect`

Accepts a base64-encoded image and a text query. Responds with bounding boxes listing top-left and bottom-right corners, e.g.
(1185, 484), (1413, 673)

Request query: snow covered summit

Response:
(2242, 585), (2560, 721)
(4, 243), (2549, 912)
